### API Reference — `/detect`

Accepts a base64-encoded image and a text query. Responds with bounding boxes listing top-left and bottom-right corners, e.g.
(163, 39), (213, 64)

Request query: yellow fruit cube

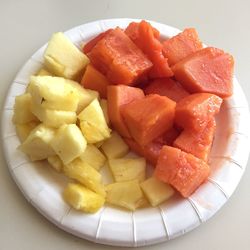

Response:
(101, 131), (129, 159)
(140, 177), (174, 207)
(79, 144), (106, 171)
(12, 93), (38, 124)
(108, 157), (146, 183)
(29, 76), (79, 111)
(106, 180), (145, 211)
(44, 32), (89, 79)
(63, 158), (105, 196)
(64, 183), (105, 213)
(50, 124), (87, 164)
(19, 124), (55, 161)
(100, 99), (110, 125)
(36, 68), (53, 76)
(47, 155), (63, 172)
(78, 99), (111, 143)
(15, 121), (39, 142)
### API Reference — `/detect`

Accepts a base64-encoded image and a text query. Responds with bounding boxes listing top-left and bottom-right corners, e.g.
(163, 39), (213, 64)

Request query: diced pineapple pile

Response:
(13, 32), (174, 213)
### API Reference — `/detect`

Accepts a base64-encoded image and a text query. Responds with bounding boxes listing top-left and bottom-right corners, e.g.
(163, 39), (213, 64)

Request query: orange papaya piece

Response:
(81, 64), (111, 98)
(172, 47), (234, 98)
(163, 28), (203, 66)
(107, 85), (145, 138)
(154, 146), (210, 197)
(154, 127), (181, 146)
(88, 28), (152, 85)
(173, 118), (216, 162)
(122, 94), (176, 146)
(83, 29), (112, 54)
(175, 93), (222, 131)
(144, 78), (189, 102)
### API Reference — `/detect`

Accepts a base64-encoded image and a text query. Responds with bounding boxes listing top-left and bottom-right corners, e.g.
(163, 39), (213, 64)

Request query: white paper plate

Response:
(2, 18), (250, 247)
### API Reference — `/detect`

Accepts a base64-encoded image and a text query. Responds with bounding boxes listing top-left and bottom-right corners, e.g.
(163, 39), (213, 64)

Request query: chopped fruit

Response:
(140, 177), (174, 206)
(172, 47), (234, 98)
(50, 124), (87, 164)
(44, 32), (89, 79)
(105, 180), (145, 211)
(88, 28), (153, 85)
(47, 155), (63, 172)
(108, 157), (146, 182)
(122, 94), (176, 145)
(36, 68), (53, 76)
(144, 78), (189, 102)
(79, 144), (106, 171)
(175, 93), (222, 131)
(13, 93), (38, 124)
(15, 121), (39, 142)
(81, 64), (111, 98)
(173, 118), (216, 162)
(155, 146), (210, 197)
(107, 85), (144, 138)
(19, 124), (55, 161)
(163, 28), (203, 66)
(63, 158), (106, 197)
(100, 99), (110, 125)
(101, 131), (129, 159)
(154, 127), (181, 146)
(63, 183), (105, 213)
(78, 99), (111, 143)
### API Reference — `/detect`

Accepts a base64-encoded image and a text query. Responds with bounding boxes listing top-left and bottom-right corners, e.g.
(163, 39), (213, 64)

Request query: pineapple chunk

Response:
(29, 76), (79, 111)
(44, 32), (89, 79)
(47, 155), (63, 172)
(64, 183), (105, 213)
(37, 68), (53, 76)
(66, 80), (99, 114)
(79, 144), (106, 171)
(95, 141), (104, 148)
(15, 121), (40, 142)
(100, 99), (110, 125)
(63, 158), (106, 196)
(106, 180), (145, 211)
(12, 93), (38, 124)
(31, 103), (76, 128)
(101, 131), (129, 159)
(19, 124), (55, 161)
(140, 177), (174, 207)
(108, 157), (146, 182)
(78, 99), (111, 143)
(50, 124), (86, 164)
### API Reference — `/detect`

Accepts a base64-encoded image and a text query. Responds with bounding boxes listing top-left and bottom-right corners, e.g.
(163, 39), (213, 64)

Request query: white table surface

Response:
(1, 0), (250, 249)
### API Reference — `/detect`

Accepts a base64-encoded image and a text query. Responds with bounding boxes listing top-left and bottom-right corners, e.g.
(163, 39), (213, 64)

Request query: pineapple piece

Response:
(95, 141), (104, 148)
(29, 76), (79, 111)
(47, 155), (63, 172)
(15, 121), (39, 142)
(63, 158), (106, 196)
(12, 93), (38, 124)
(19, 124), (55, 161)
(106, 180), (145, 211)
(31, 103), (76, 128)
(108, 157), (146, 182)
(78, 99), (111, 143)
(79, 144), (106, 171)
(101, 131), (129, 159)
(50, 124), (87, 164)
(100, 99), (110, 125)
(64, 183), (105, 213)
(140, 177), (174, 207)
(37, 68), (53, 76)
(44, 32), (89, 79)
(66, 80), (99, 114)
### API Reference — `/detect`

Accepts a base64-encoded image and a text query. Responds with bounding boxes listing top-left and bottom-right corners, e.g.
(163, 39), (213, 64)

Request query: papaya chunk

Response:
(175, 93), (222, 132)
(173, 118), (216, 162)
(107, 85), (145, 138)
(81, 64), (111, 98)
(154, 146), (210, 197)
(88, 28), (153, 85)
(122, 94), (176, 146)
(163, 28), (203, 66)
(172, 47), (234, 98)
(144, 78), (189, 102)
